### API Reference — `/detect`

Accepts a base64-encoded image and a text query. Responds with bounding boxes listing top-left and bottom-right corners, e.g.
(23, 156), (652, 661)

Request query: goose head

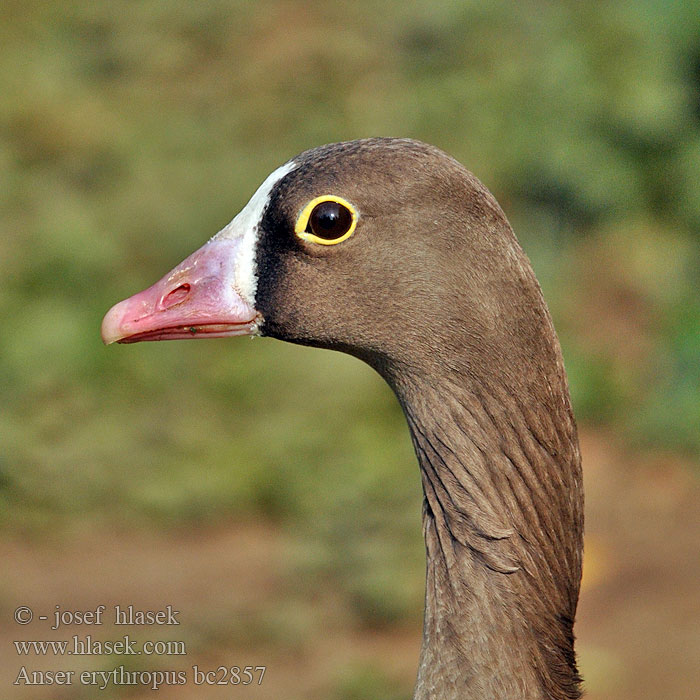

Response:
(102, 138), (583, 700)
(103, 139), (550, 390)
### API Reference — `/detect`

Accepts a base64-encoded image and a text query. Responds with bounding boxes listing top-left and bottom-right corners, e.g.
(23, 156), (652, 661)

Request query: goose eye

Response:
(295, 195), (358, 245)
(308, 201), (352, 240)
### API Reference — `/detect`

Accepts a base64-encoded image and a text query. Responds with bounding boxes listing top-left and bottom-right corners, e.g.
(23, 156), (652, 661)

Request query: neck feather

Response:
(394, 369), (583, 700)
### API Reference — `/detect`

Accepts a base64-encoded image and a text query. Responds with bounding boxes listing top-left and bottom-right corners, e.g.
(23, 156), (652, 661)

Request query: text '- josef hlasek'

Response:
(16, 604), (181, 630)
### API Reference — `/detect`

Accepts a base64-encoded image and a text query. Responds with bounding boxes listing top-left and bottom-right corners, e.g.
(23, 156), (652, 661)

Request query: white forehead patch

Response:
(213, 160), (297, 305)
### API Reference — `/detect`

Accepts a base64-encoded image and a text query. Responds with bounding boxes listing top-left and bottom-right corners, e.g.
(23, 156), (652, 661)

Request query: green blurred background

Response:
(2, 1), (699, 698)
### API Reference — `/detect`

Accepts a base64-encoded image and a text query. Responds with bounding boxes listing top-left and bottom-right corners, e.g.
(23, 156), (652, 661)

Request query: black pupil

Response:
(307, 201), (352, 240)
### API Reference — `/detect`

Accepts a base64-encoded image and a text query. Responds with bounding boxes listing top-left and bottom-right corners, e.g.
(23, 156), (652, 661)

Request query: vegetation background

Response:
(2, 1), (698, 698)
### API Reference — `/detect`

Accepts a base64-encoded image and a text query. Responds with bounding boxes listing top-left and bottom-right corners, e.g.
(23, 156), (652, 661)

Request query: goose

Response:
(102, 138), (583, 700)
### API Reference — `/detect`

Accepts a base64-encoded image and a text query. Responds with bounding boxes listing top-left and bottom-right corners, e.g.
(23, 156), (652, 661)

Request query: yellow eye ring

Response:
(295, 195), (358, 245)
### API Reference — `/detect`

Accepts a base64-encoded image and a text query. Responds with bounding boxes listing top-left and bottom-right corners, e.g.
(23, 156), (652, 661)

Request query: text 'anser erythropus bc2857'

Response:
(102, 138), (584, 700)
